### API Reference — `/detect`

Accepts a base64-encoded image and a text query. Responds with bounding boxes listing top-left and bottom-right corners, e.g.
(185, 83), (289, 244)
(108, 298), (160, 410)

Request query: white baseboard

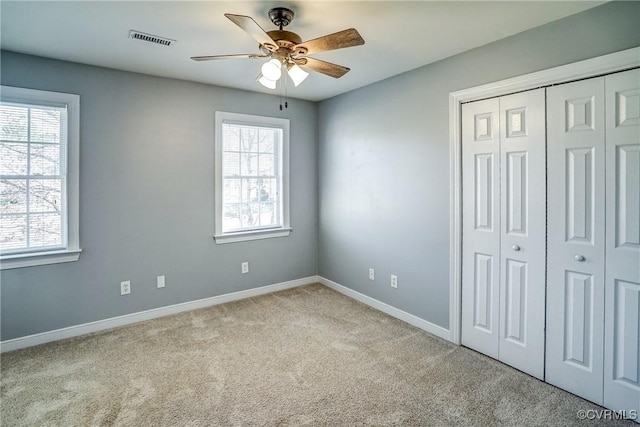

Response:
(318, 276), (451, 341)
(1, 275), (451, 352)
(0, 276), (318, 353)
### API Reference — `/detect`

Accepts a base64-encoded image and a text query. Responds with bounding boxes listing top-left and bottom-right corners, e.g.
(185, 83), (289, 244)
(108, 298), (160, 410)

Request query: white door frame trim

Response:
(448, 46), (640, 344)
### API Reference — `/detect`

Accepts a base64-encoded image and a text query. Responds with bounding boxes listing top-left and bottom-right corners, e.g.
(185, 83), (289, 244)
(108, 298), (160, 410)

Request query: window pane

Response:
(259, 129), (275, 153)
(223, 124), (240, 151)
(29, 179), (62, 213)
(256, 178), (273, 202)
(30, 143), (61, 176)
(0, 179), (27, 213)
(240, 152), (258, 176)
(0, 142), (28, 175)
(265, 178), (278, 202)
(223, 178), (241, 203)
(0, 214), (27, 250)
(223, 152), (240, 177)
(258, 202), (277, 227)
(222, 204), (243, 231)
(0, 105), (28, 142)
(30, 108), (61, 143)
(243, 202), (258, 228)
(244, 178), (259, 203)
(258, 153), (274, 176)
(238, 203), (249, 229)
(29, 212), (62, 248)
(240, 127), (259, 153)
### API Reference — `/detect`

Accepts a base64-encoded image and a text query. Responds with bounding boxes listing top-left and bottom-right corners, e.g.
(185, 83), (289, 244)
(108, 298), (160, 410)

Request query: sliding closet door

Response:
(546, 77), (606, 403)
(498, 89), (546, 379)
(604, 68), (640, 415)
(462, 98), (501, 358)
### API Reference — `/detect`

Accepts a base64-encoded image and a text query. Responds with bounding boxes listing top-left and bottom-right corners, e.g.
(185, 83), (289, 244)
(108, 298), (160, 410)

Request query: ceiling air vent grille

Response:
(129, 30), (175, 47)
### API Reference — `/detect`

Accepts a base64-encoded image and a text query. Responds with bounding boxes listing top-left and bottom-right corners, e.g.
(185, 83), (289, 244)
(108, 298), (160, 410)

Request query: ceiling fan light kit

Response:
(191, 6), (365, 103)
(287, 64), (309, 87)
(256, 74), (277, 89)
(261, 58), (282, 81)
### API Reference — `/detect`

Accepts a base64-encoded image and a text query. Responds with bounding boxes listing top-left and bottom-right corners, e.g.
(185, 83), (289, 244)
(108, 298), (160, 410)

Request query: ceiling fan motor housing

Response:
(268, 7), (294, 29)
(267, 30), (302, 47)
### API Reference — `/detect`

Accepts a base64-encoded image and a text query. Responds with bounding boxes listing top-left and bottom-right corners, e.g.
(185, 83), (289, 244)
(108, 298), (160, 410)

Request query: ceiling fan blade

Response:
(191, 54), (268, 61)
(294, 28), (364, 55)
(299, 57), (350, 79)
(224, 14), (278, 52)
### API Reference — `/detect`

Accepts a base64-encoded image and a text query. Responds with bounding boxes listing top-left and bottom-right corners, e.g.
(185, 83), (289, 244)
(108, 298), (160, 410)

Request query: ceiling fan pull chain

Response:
(285, 71), (289, 109)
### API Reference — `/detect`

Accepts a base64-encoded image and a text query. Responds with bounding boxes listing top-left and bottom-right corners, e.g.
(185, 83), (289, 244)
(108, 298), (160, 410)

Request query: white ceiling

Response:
(1, 1), (604, 102)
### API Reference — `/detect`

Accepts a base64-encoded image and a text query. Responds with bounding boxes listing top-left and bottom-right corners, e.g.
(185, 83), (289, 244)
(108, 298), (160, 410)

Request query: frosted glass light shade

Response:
(261, 59), (282, 81)
(257, 74), (277, 89)
(287, 64), (309, 87)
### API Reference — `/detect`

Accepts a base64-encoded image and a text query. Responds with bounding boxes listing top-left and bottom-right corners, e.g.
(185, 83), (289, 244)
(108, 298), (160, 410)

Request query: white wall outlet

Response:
(157, 275), (166, 288)
(120, 280), (131, 295)
(369, 268), (375, 281)
(241, 262), (249, 274)
(391, 275), (398, 289)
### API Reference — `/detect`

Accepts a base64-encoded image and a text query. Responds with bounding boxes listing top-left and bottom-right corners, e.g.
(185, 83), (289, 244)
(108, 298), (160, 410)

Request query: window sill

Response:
(214, 228), (292, 244)
(0, 249), (82, 270)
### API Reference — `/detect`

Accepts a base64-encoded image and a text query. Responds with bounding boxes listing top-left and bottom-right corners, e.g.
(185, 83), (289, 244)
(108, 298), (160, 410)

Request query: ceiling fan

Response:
(191, 7), (365, 90)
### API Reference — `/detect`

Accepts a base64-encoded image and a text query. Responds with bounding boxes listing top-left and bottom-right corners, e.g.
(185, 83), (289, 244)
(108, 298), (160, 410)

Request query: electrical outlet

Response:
(369, 268), (375, 281)
(157, 275), (165, 288)
(241, 262), (249, 274)
(391, 275), (398, 289)
(120, 280), (131, 295)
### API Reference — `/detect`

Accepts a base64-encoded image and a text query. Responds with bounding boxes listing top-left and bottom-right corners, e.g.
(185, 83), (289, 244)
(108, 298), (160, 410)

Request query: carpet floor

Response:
(0, 284), (634, 426)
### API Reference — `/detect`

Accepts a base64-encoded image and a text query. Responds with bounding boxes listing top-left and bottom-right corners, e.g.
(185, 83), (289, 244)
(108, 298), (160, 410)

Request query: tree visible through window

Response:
(0, 86), (80, 269)
(0, 102), (67, 253)
(214, 112), (290, 244)
(222, 123), (281, 232)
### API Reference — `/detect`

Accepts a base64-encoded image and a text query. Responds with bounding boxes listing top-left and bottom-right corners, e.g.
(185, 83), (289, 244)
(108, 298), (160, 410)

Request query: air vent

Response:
(129, 30), (175, 47)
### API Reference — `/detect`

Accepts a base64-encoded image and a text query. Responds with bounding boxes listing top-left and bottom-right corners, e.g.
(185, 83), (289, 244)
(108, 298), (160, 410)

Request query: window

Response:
(214, 112), (290, 244)
(0, 86), (80, 269)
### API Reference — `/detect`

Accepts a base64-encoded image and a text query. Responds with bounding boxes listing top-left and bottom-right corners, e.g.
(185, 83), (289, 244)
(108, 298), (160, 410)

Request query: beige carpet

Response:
(1, 284), (633, 426)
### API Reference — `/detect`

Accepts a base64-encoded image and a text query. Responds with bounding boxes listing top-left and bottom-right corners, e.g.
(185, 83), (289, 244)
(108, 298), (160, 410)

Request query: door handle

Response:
(512, 245), (521, 251)
(575, 255), (585, 262)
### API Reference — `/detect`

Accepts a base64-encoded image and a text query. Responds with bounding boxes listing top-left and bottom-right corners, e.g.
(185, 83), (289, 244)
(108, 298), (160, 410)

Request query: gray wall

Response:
(317, 1), (640, 329)
(2, 1), (639, 342)
(0, 52), (318, 340)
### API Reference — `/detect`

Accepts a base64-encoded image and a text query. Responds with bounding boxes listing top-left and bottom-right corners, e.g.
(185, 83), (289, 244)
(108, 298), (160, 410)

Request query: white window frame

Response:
(214, 111), (291, 244)
(0, 86), (81, 269)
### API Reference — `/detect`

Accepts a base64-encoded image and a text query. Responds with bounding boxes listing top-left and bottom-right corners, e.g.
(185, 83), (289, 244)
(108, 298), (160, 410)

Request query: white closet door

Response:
(546, 77), (606, 403)
(498, 89), (546, 379)
(462, 98), (501, 358)
(604, 68), (640, 415)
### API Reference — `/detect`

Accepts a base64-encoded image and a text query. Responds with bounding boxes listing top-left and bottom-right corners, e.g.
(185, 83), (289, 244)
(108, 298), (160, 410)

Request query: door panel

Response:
(611, 280), (640, 387)
(566, 147), (595, 244)
(504, 259), (527, 344)
(563, 271), (594, 369)
(498, 88), (546, 380)
(546, 77), (606, 404)
(614, 144), (640, 248)
(475, 154), (495, 231)
(506, 151), (528, 235)
(462, 99), (501, 358)
(473, 253), (494, 331)
(604, 68), (640, 415)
